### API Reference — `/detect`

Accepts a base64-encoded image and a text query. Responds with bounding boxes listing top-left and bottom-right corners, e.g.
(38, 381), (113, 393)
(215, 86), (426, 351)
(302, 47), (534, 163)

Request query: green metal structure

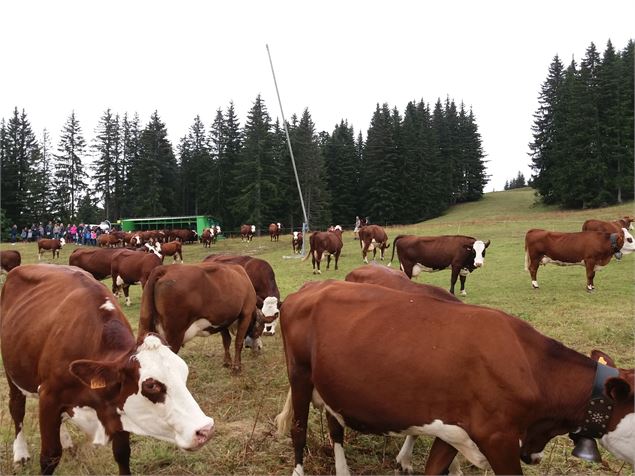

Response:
(118, 215), (219, 236)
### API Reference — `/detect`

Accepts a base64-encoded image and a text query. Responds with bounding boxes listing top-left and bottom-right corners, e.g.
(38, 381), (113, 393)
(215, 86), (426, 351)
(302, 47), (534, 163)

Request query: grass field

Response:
(1, 187), (633, 475)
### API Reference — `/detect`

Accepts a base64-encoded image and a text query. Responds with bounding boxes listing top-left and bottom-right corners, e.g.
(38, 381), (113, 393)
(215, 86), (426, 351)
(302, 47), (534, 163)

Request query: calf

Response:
(37, 238), (65, 260)
(524, 228), (635, 291)
(582, 215), (635, 233)
(275, 280), (634, 475)
(138, 263), (264, 373)
(269, 223), (281, 241)
(302, 226), (343, 274)
(111, 249), (162, 306)
(154, 240), (183, 263)
(292, 231), (303, 254)
(241, 224), (255, 242)
(1, 250), (21, 273)
(358, 224), (390, 263)
(390, 234), (490, 295)
(1, 264), (213, 474)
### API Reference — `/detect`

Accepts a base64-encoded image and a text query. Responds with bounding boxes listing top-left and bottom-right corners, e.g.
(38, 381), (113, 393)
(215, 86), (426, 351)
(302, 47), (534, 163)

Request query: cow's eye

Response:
(141, 378), (166, 400)
(628, 238), (633, 243)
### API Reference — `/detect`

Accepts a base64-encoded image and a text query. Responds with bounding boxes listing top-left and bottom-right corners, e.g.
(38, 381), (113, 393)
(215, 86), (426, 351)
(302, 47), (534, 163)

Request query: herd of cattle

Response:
(0, 215), (633, 475)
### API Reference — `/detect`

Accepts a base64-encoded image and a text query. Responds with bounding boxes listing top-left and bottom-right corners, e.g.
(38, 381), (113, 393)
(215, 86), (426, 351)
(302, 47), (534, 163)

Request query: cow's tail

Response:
(388, 235), (406, 267)
(524, 244), (529, 272)
(274, 387), (294, 436)
(138, 266), (168, 341)
(301, 234), (314, 262)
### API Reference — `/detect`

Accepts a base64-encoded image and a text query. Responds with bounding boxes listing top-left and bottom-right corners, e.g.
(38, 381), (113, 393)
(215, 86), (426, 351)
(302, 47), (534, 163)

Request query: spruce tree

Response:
(222, 102), (243, 228)
(180, 115), (209, 215)
(120, 113), (141, 218)
(617, 40), (634, 201)
(92, 109), (121, 220)
(323, 120), (357, 226)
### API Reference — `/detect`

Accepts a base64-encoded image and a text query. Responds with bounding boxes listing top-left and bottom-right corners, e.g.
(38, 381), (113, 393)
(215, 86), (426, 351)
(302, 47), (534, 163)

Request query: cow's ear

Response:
(605, 377), (632, 402)
(483, 239), (491, 249)
(591, 349), (616, 367)
(69, 359), (121, 389)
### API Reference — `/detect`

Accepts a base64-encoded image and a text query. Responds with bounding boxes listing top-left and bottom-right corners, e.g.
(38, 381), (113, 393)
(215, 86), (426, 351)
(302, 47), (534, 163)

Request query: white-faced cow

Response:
(1, 264), (213, 474)
(111, 249), (162, 306)
(137, 262), (264, 373)
(275, 279), (635, 475)
(269, 223), (281, 241)
(201, 228), (213, 248)
(153, 240), (183, 263)
(240, 224), (255, 242)
(302, 226), (343, 274)
(582, 215), (635, 233)
(525, 228), (635, 291)
(204, 254), (281, 336)
(292, 231), (303, 254)
(389, 234), (490, 295)
(212, 225), (221, 244)
(358, 224), (390, 263)
(37, 238), (65, 260)
(1, 250), (21, 274)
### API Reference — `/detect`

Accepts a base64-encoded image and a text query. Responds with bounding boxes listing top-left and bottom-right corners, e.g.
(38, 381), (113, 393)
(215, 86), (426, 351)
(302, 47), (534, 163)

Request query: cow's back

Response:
(70, 247), (124, 280)
(582, 219), (620, 234)
(395, 235), (473, 265)
(525, 229), (614, 260)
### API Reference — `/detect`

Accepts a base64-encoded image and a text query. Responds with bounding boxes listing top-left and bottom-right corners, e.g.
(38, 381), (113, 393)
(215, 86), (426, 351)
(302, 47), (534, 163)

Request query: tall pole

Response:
(266, 44), (309, 249)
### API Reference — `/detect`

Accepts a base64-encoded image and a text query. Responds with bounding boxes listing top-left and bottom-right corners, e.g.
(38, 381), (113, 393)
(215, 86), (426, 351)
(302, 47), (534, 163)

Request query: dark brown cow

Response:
(292, 231), (303, 254)
(111, 249), (162, 306)
(138, 262), (264, 373)
(358, 224), (390, 263)
(201, 228), (213, 248)
(1, 250), (21, 273)
(204, 254), (281, 336)
(268, 223), (281, 241)
(302, 226), (343, 274)
(97, 233), (122, 248)
(275, 280), (635, 475)
(37, 238), (66, 260)
(525, 228), (635, 291)
(154, 240), (183, 263)
(582, 215), (635, 233)
(1, 264), (213, 474)
(390, 234), (490, 295)
(169, 228), (197, 243)
(240, 224), (255, 242)
(69, 247), (128, 294)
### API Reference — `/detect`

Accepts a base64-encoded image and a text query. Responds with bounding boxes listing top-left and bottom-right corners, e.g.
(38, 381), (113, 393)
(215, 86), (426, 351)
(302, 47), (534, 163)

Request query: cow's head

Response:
(261, 296), (280, 335)
(619, 228), (635, 254)
(69, 334), (214, 450)
(465, 239), (490, 268)
(132, 234), (141, 246)
(293, 231), (299, 240)
(250, 225), (256, 233)
(59, 238), (66, 247)
(145, 242), (162, 258)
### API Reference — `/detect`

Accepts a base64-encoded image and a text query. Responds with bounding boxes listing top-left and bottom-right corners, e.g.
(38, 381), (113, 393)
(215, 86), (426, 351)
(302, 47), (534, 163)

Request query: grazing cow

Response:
(111, 249), (162, 306)
(212, 225), (222, 244)
(389, 234), (490, 295)
(138, 263), (265, 373)
(97, 233), (122, 248)
(154, 240), (183, 263)
(37, 238), (66, 260)
(275, 280), (635, 475)
(204, 254), (281, 336)
(241, 224), (255, 242)
(1, 264), (213, 474)
(201, 228), (213, 248)
(292, 231), (303, 254)
(582, 215), (635, 233)
(302, 226), (343, 274)
(524, 228), (635, 291)
(269, 223), (281, 241)
(358, 224), (390, 263)
(1, 250), (21, 273)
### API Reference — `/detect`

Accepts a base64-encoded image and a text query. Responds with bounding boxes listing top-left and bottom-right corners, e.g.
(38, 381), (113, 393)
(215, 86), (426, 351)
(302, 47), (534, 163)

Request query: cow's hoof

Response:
(460, 290), (467, 296)
(231, 365), (242, 375)
(531, 281), (539, 289)
(363, 258), (368, 264)
(587, 286), (595, 293)
(317, 270), (322, 275)
(223, 361), (232, 368)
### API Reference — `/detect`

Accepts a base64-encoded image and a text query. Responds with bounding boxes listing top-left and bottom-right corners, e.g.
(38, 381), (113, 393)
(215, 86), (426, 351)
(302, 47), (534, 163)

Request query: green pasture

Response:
(0, 187), (633, 475)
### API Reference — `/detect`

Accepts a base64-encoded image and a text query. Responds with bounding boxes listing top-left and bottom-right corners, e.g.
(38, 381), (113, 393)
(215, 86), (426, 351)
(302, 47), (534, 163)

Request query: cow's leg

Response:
(423, 437), (459, 475)
(220, 328), (233, 368)
(459, 269), (469, 296)
(123, 284), (131, 307)
(38, 250), (42, 261)
(113, 274), (121, 297)
(327, 254), (332, 269)
(585, 261), (596, 292)
(527, 253), (541, 289)
(449, 267), (461, 295)
(396, 435), (417, 474)
(372, 247), (377, 260)
(8, 379), (30, 463)
(334, 251), (341, 270)
(326, 413), (350, 476)
(401, 261), (414, 279)
(231, 312), (252, 374)
(38, 392), (63, 474)
(362, 241), (369, 263)
(290, 372), (313, 476)
(474, 433), (521, 475)
(111, 431), (131, 475)
(315, 252), (323, 274)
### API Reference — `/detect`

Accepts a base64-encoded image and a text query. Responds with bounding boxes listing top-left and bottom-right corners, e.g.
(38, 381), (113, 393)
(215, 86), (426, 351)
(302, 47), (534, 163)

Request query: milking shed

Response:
(118, 215), (220, 236)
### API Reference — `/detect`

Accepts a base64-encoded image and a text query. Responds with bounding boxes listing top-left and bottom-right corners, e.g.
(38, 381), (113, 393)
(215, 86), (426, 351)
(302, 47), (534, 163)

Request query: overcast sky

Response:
(1, 0), (633, 192)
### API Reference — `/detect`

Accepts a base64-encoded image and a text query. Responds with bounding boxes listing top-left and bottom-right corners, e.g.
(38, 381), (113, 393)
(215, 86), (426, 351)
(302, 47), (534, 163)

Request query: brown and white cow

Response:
(390, 234), (490, 295)
(525, 228), (635, 291)
(37, 238), (65, 260)
(138, 262), (264, 373)
(201, 228), (213, 248)
(582, 215), (635, 233)
(1, 264), (213, 474)
(302, 226), (343, 274)
(358, 224), (390, 263)
(275, 280), (635, 475)
(240, 224), (255, 242)
(292, 231), (303, 254)
(97, 233), (122, 248)
(204, 254), (281, 336)
(269, 223), (281, 241)
(111, 249), (162, 306)
(69, 247), (128, 294)
(153, 240), (183, 263)
(1, 250), (21, 273)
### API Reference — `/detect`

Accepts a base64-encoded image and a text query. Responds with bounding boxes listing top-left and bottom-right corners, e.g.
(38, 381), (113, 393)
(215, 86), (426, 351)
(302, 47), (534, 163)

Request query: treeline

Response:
(504, 172), (527, 190)
(530, 39), (634, 208)
(1, 96), (488, 231)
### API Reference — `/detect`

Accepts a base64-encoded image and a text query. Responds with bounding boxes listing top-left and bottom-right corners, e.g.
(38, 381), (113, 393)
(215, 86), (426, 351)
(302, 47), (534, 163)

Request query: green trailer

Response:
(118, 215), (220, 237)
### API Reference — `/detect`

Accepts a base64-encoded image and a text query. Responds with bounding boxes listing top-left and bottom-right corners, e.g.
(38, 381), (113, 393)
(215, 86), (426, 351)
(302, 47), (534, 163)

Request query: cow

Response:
(170, 229), (197, 244)
(201, 228), (213, 248)
(212, 225), (221, 244)
(274, 279), (635, 475)
(358, 224), (390, 263)
(37, 238), (66, 260)
(524, 228), (635, 291)
(241, 224), (255, 242)
(111, 249), (162, 306)
(389, 234), (490, 295)
(1, 264), (214, 474)
(69, 247), (128, 294)
(292, 231), (303, 254)
(269, 223), (281, 241)
(204, 254), (281, 336)
(302, 225), (343, 274)
(1, 250), (21, 274)
(153, 240), (183, 263)
(137, 262), (265, 374)
(582, 215), (635, 233)
(97, 233), (122, 248)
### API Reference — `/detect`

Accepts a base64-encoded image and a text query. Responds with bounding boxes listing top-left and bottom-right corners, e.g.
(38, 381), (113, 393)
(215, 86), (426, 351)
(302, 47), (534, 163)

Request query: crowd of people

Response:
(8, 221), (106, 246)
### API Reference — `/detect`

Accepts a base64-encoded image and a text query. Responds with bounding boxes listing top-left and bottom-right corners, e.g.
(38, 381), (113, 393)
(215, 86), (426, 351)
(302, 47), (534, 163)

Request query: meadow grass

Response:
(0, 187), (633, 475)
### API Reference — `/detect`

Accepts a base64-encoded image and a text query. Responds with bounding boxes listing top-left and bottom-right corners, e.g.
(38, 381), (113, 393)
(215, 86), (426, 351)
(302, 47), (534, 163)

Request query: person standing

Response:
(10, 224), (18, 244)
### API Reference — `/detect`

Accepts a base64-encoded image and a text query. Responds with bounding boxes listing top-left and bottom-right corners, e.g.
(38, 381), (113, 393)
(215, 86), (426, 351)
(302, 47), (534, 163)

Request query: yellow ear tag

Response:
(90, 377), (106, 389)
(598, 356), (607, 365)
